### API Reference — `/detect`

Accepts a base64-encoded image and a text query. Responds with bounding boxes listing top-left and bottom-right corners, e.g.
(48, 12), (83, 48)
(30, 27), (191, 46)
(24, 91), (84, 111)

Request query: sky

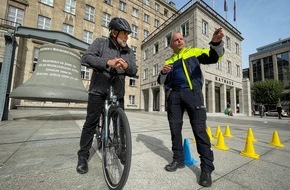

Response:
(173, 0), (290, 69)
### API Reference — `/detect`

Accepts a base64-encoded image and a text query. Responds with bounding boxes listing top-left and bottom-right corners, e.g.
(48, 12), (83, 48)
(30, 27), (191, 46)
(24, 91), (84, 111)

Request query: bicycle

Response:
(94, 70), (133, 190)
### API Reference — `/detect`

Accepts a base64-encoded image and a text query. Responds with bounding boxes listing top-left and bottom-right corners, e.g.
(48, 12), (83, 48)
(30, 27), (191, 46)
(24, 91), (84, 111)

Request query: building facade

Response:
(141, 1), (251, 115)
(0, 0), (177, 109)
(249, 37), (290, 109)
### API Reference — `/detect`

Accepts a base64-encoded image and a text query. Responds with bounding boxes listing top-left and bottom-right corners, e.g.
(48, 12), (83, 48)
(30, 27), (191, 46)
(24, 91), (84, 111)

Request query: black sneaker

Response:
(199, 171), (212, 187)
(164, 161), (185, 172)
(76, 157), (88, 174)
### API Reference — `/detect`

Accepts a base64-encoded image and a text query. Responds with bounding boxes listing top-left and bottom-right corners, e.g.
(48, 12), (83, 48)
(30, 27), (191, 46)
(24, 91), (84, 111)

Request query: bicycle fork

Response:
(103, 100), (121, 149)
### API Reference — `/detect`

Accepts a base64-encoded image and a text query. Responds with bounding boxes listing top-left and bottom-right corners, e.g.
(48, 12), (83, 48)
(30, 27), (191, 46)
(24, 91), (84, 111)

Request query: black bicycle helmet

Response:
(109, 17), (132, 34)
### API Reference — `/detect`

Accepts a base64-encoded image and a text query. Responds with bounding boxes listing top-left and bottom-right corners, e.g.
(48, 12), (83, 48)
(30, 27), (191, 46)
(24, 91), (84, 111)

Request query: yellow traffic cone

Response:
(214, 131), (229, 151)
(240, 136), (260, 159)
(214, 126), (222, 138)
(246, 128), (257, 142)
(269, 131), (284, 148)
(224, 124), (233, 138)
(191, 138), (196, 143)
(206, 126), (215, 141)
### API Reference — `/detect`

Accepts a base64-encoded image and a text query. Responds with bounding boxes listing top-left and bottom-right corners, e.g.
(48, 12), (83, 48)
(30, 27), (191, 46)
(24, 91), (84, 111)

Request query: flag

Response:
(224, 0), (228, 12)
(234, 0), (237, 21)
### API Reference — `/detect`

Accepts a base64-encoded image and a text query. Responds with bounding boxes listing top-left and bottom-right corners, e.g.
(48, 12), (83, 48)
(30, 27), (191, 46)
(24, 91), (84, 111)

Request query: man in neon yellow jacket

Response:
(157, 29), (224, 187)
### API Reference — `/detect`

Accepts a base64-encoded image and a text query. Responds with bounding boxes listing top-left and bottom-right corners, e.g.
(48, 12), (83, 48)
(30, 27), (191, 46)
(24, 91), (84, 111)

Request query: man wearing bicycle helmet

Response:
(76, 17), (137, 174)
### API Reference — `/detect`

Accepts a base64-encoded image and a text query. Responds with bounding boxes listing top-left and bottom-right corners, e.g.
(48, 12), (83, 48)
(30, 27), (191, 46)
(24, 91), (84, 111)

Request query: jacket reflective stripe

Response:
(164, 47), (210, 90)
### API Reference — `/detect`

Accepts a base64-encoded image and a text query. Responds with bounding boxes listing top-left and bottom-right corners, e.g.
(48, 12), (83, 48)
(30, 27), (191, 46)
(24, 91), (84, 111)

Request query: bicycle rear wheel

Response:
(102, 107), (132, 190)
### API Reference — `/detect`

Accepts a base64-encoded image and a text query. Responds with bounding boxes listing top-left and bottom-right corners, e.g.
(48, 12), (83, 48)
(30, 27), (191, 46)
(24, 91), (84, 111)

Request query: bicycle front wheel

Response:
(102, 107), (132, 190)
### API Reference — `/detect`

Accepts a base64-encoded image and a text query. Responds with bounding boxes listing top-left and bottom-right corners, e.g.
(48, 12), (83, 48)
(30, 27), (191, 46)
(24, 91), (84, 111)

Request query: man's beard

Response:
(117, 38), (127, 47)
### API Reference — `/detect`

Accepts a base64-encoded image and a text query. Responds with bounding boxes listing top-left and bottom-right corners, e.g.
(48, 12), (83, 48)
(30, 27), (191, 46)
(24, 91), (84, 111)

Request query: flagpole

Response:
(224, 0), (228, 21)
(234, 0), (237, 27)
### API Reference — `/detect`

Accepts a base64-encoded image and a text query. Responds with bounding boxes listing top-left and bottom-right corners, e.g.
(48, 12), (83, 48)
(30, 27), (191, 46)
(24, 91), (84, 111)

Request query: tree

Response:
(251, 79), (284, 107)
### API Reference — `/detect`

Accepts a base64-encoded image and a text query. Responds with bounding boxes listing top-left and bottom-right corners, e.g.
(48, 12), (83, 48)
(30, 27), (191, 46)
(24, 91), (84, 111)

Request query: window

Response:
(104, 0), (112, 5)
(164, 9), (168, 17)
(132, 7), (138, 18)
(85, 5), (95, 22)
(235, 42), (239, 54)
(252, 59), (262, 82)
(155, 3), (160, 12)
(165, 32), (172, 47)
(202, 20), (208, 35)
(102, 13), (111, 27)
(143, 29), (149, 40)
(143, 68), (148, 80)
(216, 61), (222, 70)
(154, 42), (159, 54)
(129, 95), (135, 105)
(236, 65), (240, 77)
(83, 30), (93, 44)
(119, 1), (126, 12)
(153, 64), (158, 76)
(32, 48), (40, 71)
(144, 0), (150, 6)
(131, 46), (137, 60)
(276, 52), (289, 87)
(37, 15), (51, 29)
(264, 56), (274, 80)
(132, 24), (138, 38)
(143, 49), (148, 60)
(81, 66), (90, 80)
(144, 13), (149, 23)
(227, 60), (232, 74)
(129, 78), (136, 86)
(62, 23), (74, 35)
(7, 6), (24, 26)
(64, 0), (76, 14)
(154, 19), (159, 28)
(180, 21), (189, 37)
(40, 0), (54, 6)
(226, 36), (231, 49)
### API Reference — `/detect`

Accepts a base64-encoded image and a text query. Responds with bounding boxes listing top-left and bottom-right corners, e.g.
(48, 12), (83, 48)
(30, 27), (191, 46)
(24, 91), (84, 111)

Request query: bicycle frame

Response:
(95, 71), (133, 190)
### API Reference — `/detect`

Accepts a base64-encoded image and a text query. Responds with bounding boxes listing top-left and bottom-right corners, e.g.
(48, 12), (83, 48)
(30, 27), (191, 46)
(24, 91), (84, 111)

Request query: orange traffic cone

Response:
(214, 126), (222, 138)
(214, 131), (229, 151)
(269, 131), (284, 148)
(206, 126), (215, 141)
(246, 128), (257, 142)
(240, 136), (259, 159)
(224, 124), (233, 138)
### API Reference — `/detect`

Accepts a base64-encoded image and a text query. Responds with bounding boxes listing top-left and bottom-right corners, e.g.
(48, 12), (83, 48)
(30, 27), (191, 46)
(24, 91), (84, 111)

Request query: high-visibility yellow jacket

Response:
(157, 41), (224, 92)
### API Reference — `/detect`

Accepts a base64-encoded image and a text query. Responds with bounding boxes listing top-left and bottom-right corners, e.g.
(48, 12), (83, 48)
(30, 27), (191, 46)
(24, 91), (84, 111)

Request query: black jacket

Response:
(81, 37), (137, 97)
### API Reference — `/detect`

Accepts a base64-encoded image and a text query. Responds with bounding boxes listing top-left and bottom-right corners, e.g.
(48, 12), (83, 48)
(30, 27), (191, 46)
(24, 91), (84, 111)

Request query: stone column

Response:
(220, 84), (227, 112)
(148, 87), (153, 112)
(273, 54), (278, 80)
(160, 86), (166, 112)
(261, 58), (264, 80)
(238, 89), (243, 113)
(207, 81), (215, 113)
(140, 89), (144, 111)
(230, 87), (236, 113)
(249, 59), (253, 83)
(242, 78), (252, 116)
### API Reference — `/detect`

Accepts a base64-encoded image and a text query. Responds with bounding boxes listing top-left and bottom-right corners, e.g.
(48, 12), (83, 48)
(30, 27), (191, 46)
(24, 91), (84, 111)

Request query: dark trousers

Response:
(167, 89), (214, 173)
(77, 93), (124, 159)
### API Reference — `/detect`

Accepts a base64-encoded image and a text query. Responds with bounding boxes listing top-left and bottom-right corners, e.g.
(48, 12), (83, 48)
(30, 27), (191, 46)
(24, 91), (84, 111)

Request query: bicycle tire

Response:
(102, 107), (132, 190)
